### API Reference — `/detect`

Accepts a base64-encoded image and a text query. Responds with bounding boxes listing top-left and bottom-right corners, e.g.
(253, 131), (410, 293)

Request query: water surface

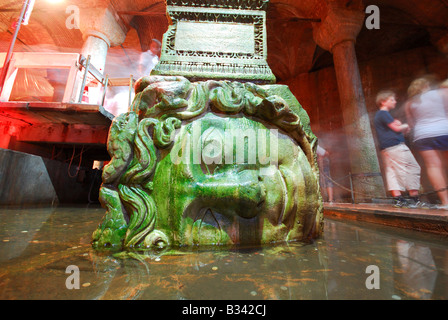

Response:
(0, 205), (447, 300)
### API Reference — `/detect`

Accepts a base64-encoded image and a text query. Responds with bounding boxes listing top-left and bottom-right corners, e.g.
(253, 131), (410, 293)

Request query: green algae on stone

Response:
(92, 76), (323, 250)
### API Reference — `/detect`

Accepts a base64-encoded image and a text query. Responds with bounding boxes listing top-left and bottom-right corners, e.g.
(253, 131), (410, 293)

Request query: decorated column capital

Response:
(82, 30), (111, 48)
(312, 4), (365, 53)
(79, 7), (126, 48)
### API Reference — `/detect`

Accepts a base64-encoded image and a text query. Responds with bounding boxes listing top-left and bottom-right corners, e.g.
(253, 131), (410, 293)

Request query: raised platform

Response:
(324, 202), (448, 236)
(0, 102), (114, 160)
(0, 101), (113, 163)
(0, 101), (113, 145)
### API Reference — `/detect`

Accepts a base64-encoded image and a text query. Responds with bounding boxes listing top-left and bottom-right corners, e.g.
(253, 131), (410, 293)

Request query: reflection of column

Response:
(313, 4), (385, 199)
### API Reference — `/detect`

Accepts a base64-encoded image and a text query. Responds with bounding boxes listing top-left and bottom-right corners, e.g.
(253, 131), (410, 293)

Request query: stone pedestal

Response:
(152, 0), (276, 83)
(313, 4), (386, 200)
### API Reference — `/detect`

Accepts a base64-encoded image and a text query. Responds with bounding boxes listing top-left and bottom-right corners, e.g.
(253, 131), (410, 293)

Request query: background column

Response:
(313, 2), (386, 201)
(77, 7), (127, 103)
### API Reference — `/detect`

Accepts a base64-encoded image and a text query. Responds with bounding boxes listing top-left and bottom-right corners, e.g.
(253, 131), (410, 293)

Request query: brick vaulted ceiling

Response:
(0, 0), (447, 82)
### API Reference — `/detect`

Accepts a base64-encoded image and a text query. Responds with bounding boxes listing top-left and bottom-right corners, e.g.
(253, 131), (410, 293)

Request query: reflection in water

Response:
(0, 205), (447, 300)
(395, 240), (437, 299)
(394, 240), (448, 299)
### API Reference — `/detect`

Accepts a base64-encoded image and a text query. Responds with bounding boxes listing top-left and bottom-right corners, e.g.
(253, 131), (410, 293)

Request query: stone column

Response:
(313, 4), (386, 200)
(79, 7), (127, 72)
(80, 31), (110, 74)
(77, 7), (127, 103)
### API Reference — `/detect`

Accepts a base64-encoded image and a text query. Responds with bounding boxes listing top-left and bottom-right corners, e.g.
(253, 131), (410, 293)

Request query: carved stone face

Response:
(152, 113), (320, 245)
(92, 76), (322, 250)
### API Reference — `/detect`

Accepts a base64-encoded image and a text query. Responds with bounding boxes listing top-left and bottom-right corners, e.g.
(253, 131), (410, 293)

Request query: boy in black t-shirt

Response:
(373, 90), (431, 209)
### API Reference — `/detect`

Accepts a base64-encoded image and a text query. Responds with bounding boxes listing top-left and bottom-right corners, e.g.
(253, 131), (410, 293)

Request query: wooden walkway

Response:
(324, 202), (448, 236)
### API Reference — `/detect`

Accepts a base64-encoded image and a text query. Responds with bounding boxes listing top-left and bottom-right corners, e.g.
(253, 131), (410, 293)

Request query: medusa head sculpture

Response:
(92, 76), (323, 249)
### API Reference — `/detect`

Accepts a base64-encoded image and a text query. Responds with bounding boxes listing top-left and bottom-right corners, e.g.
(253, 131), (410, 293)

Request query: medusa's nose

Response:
(194, 170), (266, 219)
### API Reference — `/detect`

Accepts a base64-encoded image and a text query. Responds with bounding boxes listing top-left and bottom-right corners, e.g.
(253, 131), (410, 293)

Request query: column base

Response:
(92, 76), (323, 249)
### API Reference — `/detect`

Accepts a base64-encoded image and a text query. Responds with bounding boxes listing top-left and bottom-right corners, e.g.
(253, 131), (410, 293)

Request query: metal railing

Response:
(321, 170), (448, 204)
(321, 171), (383, 204)
(77, 54), (135, 108)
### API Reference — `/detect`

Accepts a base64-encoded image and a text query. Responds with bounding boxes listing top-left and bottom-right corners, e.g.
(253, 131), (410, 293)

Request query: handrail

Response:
(0, 51), (136, 109)
(77, 54), (135, 108)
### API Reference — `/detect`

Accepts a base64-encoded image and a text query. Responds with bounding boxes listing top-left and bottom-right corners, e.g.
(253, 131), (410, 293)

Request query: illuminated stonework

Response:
(151, 0), (276, 83)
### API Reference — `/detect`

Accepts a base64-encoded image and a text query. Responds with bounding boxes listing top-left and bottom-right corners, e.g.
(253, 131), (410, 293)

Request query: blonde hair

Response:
(408, 78), (430, 98)
(376, 90), (395, 107)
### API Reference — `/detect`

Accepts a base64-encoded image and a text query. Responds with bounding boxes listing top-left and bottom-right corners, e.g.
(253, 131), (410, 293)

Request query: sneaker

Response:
(407, 200), (435, 209)
(393, 198), (410, 208)
(436, 204), (448, 210)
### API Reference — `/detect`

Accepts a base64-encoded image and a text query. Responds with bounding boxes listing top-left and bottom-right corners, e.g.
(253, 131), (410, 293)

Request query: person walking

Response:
(405, 78), (448, 210)
(317, 144), (334, 203)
